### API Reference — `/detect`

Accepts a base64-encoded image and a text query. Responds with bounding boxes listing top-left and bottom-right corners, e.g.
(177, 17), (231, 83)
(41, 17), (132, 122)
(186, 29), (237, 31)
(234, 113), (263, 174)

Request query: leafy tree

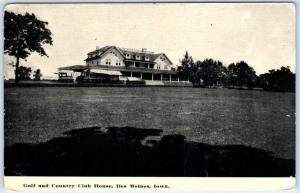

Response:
(33, 69), (42, 80)
(259, 66), (295, 92)
(177, 52), (258, 89)
(4, 11), (53, 83)
(227, 61), (257, 89)
(17, 66), (32, 80)
(194, 59), (227, 87)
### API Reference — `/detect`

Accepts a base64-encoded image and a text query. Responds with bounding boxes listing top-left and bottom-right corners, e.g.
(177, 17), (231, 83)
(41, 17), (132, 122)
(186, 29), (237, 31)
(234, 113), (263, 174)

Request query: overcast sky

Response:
(4, 3), (295, 79)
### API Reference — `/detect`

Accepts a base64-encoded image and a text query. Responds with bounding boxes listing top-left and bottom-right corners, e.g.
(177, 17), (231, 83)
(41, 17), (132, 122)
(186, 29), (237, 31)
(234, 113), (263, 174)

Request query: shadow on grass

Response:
(5, 126), (295, 177)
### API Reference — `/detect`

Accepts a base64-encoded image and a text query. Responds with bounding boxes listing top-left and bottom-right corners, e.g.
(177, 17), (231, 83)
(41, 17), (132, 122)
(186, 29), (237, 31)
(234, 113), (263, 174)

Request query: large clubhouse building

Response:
(58, 45), (188, 85)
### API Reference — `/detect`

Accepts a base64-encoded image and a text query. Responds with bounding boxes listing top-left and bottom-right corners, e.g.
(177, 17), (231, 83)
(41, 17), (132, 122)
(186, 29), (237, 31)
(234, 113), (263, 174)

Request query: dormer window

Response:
(136, 55), (140, 60)
(126, 54), (130, 59)
(145, 56), (149, 61)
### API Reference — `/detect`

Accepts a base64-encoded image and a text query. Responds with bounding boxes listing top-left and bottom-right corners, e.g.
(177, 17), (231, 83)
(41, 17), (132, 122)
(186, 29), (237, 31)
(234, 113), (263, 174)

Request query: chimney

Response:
(142, 48), (147, 52)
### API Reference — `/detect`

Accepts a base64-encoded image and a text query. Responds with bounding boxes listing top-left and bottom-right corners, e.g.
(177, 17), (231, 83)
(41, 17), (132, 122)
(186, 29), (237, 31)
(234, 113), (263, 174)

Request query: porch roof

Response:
(90, 65), (177, 75)
(58, 65), (177, 75)
(58, 65), (87, 71)
(90, 69), (122, 76)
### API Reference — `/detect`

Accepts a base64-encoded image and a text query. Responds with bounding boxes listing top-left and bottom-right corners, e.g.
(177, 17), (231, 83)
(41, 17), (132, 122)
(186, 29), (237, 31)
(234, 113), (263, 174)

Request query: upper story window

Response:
(126, 54), (130, 59)
(116, 60), (121, 66)
(160, 56), (165, 61)
(110, 51), (117, 56)
(136, 55), (140, 60)
(106, 59), (111, 65)
(145, 56), (149, 61)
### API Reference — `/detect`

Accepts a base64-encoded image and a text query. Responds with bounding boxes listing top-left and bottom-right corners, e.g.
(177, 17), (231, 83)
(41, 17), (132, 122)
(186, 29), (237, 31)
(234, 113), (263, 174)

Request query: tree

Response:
(179, 51), (194, 81)
(228, 61), (257, 89)
(227, 63), (237, 88)
(33, 69), (42, 80)
(195, 59), (227, 87)
(18, 66), (32, 80)
(259, 66), (295, 92)
(4, 11), (53, 83)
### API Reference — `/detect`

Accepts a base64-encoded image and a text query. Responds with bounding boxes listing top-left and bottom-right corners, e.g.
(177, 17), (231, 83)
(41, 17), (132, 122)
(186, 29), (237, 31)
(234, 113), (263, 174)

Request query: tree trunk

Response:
(15, 56), (19, 84)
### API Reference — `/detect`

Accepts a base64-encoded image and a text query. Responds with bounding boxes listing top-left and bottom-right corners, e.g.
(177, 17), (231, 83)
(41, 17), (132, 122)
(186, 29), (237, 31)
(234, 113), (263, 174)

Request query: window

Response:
(126, 54), (130, 59)
(106, 59), (111, 65)
(116, 60), (121, 66)
(136, 55), (140, 60)
(145, 56), (149, 61)
(111, 51), (117, 56)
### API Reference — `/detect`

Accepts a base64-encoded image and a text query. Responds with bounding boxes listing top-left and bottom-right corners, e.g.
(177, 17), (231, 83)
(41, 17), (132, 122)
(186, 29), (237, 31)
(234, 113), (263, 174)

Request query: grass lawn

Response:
(5, 87), (295, 160)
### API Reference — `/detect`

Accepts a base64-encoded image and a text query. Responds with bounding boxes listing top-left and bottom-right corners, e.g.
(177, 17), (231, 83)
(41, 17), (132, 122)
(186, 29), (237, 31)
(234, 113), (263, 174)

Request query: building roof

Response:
(58, 65), (87, 71)
(93, 65), (177, 74)
(85, 46), (121, 62)
(117, 47), (170, 63)
(90, 69), (122, 76)
(59, 65), (177, 75)
(85, 45), (173, 64)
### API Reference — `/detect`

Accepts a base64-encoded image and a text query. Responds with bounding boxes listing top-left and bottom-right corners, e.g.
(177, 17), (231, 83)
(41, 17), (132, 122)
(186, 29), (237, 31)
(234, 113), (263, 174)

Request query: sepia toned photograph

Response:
(4, 2), (295, 183)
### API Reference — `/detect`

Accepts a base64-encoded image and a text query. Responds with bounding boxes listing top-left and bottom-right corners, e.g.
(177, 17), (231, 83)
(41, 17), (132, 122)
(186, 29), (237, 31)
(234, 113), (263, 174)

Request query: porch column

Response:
(133, 61), (136, 67)
(169, 74), (171, 82)
(177, 76), (179, 82)
(130, 71), (132, 77)
(141, 72), (143, 79)
(161, 74), (163, 81)
(147, 63), (149, 69)
(151, 73), (154, 81)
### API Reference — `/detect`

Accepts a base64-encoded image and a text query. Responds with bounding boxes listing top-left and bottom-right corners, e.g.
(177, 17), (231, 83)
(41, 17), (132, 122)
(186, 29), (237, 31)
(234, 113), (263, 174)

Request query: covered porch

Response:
(124, 60), (155, 69)
(121, 71), (179, 82)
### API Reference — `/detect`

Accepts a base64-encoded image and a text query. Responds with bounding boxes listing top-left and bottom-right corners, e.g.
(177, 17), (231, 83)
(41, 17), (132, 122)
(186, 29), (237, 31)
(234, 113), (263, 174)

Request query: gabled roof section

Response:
(149, 53), (162, 61)
(153, 53), (173, 65)
(87, 46), (111, 55)
(85, 46), (125, 61)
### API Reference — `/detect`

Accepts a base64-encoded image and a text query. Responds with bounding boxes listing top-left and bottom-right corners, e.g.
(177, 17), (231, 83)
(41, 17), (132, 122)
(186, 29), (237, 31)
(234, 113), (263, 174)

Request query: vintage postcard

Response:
(3, 3), (295, 192)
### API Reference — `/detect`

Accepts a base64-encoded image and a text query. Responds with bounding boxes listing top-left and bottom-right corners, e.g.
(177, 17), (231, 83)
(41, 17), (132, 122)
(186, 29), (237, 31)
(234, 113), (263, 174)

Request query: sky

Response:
(4, 3), (295, 79)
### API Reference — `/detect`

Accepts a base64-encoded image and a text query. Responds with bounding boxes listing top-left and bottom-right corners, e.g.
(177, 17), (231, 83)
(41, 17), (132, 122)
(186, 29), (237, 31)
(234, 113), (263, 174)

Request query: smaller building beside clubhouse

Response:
(57, 46), (190, 86)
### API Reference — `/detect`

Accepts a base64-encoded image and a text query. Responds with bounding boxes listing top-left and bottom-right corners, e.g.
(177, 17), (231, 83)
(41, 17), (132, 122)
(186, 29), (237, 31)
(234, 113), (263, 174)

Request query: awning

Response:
(90, 69), (122, 76)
